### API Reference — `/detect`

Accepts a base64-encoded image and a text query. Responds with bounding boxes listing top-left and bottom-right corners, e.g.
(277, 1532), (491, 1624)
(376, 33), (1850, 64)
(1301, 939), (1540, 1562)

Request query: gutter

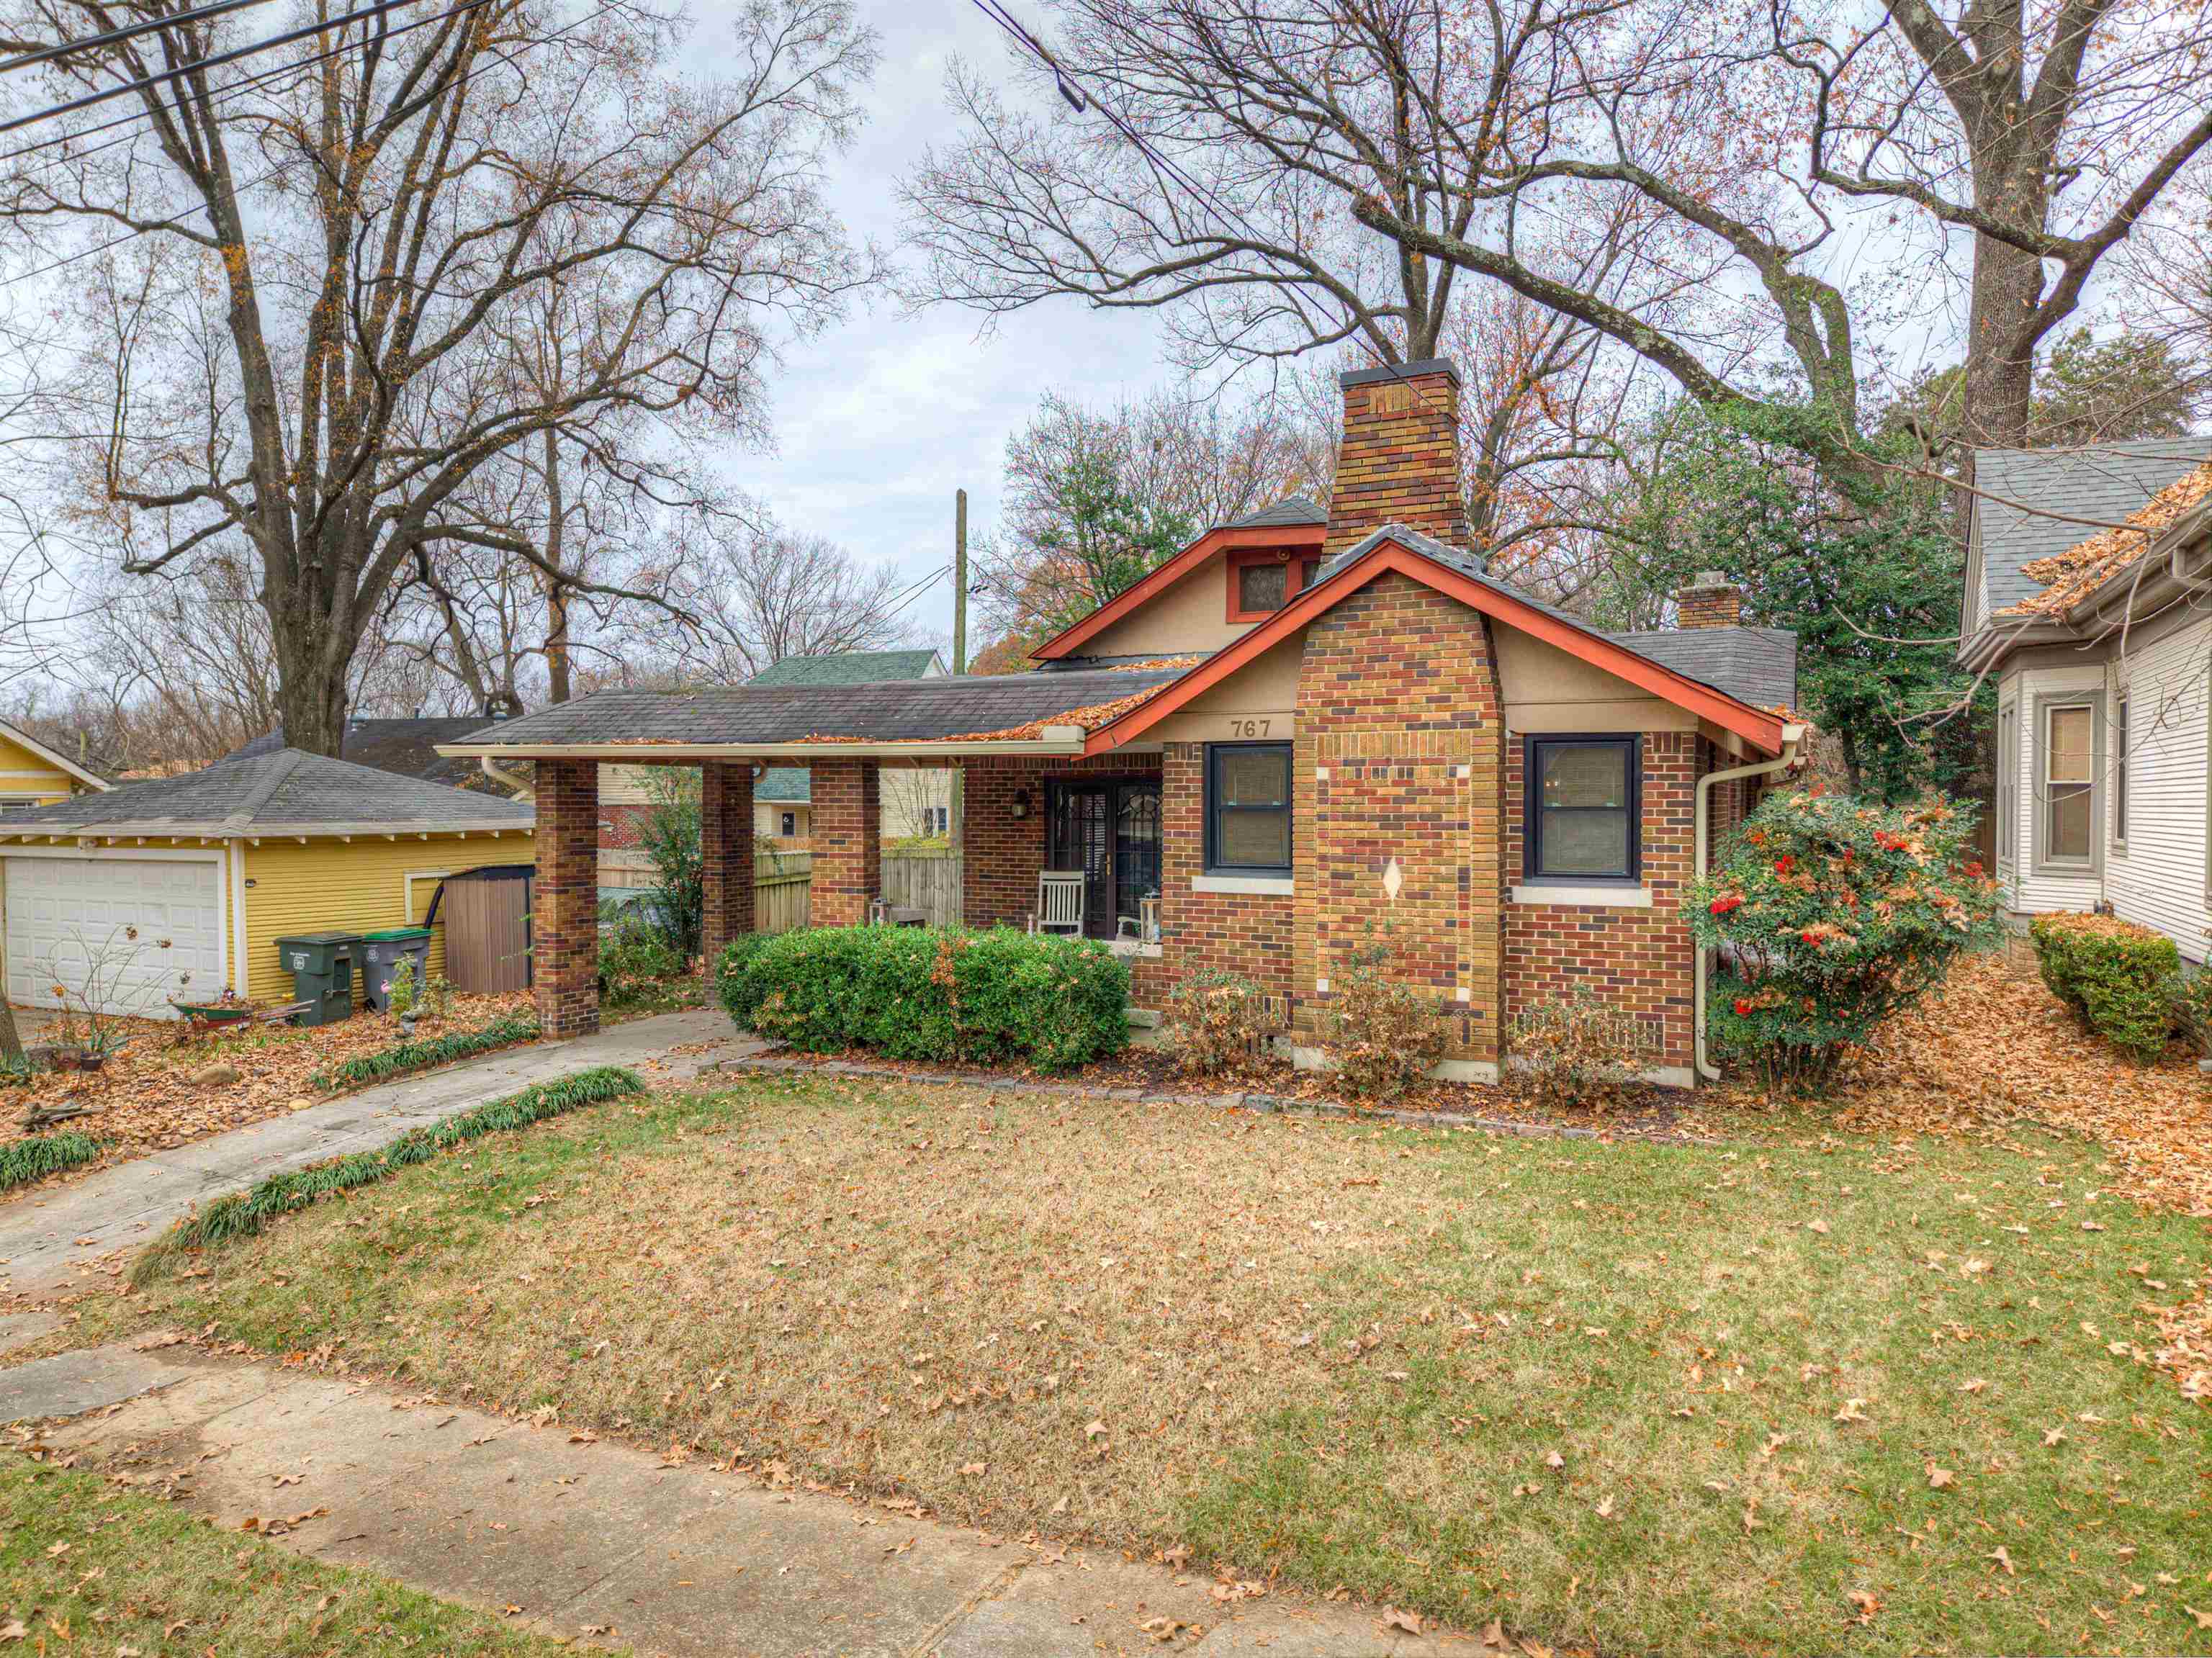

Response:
(0, 819), (533, 842)
(433, 731), (1093, 762)
(480, 755), (536, 799)
(1694, 722), (1808, 1084)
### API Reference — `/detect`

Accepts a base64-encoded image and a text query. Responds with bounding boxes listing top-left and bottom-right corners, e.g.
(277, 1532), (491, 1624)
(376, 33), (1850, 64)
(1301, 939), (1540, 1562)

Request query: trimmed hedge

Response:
(0, 1132), (98, 1190)
(136, 1065), (644, 1278)
(2029, 911), (2179, 1063)
(718, 925), (1128, 1071)
(310, 1012), (539, 1091)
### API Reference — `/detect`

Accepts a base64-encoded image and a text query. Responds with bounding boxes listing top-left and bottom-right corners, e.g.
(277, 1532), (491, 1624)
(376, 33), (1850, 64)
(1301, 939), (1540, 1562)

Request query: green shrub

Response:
(1161, 970), (1277, 1076)
(1686, 790), (2005, 1091)
(0, 1131), (98, 1189)
(2177, 966), (2212, 1055)
(1326, 939), (1446, 1102)
(717, 925), (1128, 1071)
(138, 1066), (644, 1276)
(598, 906), (685, 1004)
(2029, 912), (2180, 1063)
(311, 1012), (539, 1091)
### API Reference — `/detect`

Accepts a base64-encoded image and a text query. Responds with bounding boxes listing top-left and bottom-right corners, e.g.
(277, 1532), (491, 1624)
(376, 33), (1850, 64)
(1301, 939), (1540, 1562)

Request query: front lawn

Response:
(109, 1073), (2211, 1657)
(0, 1459), (606, 1655)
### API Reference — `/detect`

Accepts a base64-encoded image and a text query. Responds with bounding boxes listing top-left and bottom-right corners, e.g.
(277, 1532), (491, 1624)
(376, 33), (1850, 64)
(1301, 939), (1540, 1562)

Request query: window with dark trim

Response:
(1522, 735), (1640, 882)
(779, 811), (796, 838)
(1226, 552), (1325, 621)
(1205, 742), (1292, 873)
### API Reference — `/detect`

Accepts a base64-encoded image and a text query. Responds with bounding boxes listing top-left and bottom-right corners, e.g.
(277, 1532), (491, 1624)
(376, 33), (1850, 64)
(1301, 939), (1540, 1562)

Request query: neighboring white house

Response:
(1959, 438), (2212, 960)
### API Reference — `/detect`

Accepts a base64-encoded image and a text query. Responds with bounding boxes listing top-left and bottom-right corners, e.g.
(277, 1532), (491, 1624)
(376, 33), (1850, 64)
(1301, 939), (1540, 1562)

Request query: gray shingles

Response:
(448, 667), (1190, 749)
(226, 718), (497, 788)
(1974, 438), (2211, 615)
(1226, 494), (1327, 529)
(745, 649), (945, 687)
(2, 749), (535, 833)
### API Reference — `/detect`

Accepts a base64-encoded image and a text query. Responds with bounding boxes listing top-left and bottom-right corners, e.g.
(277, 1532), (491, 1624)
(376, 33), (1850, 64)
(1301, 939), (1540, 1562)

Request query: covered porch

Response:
(434, 667), (1187, 1039)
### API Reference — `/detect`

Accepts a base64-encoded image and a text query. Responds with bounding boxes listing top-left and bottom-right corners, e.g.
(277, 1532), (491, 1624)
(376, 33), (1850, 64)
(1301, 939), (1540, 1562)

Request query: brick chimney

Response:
(1676, 571), (1743, 629)
(1325, 359), (1469, 561)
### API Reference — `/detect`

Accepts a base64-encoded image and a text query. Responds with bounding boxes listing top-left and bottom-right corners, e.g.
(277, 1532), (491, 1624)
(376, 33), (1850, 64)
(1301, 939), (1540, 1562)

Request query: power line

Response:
(0, 0), (450, 136)
(1, 0), (276, 76)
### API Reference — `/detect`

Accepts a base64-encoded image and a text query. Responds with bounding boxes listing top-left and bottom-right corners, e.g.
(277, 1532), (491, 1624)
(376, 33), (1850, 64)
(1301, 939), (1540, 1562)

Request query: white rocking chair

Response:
(1030, 871), (1087, 937)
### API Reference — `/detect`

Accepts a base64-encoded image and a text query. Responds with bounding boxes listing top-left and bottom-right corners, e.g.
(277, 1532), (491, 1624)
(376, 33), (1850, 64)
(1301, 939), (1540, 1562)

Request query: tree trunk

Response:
(544, 430), (572, 705)
(1962, 228), (2042, 449)
(0, 998), (22, 1062)
(270, 636), (351, 757)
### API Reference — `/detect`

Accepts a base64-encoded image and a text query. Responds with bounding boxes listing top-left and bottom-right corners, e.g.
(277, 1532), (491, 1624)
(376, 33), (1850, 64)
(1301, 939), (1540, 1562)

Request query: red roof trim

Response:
(1031, 522), (1327, 661)
(1084, 539), (1789, 754)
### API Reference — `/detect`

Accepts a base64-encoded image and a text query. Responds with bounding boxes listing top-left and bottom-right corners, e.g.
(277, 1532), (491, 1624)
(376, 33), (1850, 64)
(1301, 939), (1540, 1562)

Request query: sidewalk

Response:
(0, 1009), (757, 1297)
(6, 1343), (1463, 1657)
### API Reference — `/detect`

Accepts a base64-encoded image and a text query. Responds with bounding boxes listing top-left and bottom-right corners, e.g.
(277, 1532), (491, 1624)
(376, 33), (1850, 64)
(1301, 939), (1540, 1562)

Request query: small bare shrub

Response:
(1162, 971), (1275, 1076)
(1327, 942), (1445, 1103)
(1511, 991), (1641, 1110)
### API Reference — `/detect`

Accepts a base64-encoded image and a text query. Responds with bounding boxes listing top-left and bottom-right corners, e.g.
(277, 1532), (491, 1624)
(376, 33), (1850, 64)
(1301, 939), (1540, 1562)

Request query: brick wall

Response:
(531, 758), (600, 1039)
(1292, 570), (1505, 1063)
(1503, 731), (1698, 1071)
(599, 803), (649, 850)
(811, 758), (880, 927)
(700, 760), (755, 965)
(1156, 743), (1296, 1004)
(1324, 361), (1470, 561)
(1676, 577), (1744, 629)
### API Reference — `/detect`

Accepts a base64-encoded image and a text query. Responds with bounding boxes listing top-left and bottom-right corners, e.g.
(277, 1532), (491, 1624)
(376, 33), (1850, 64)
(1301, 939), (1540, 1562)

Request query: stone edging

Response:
(716, 1051), (1727, 1147)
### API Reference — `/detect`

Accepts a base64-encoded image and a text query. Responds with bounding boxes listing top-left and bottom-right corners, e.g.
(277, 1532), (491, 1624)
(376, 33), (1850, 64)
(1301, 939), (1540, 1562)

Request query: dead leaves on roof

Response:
(2002, 459), (2212, 618)
(942, 685), (1167, 743)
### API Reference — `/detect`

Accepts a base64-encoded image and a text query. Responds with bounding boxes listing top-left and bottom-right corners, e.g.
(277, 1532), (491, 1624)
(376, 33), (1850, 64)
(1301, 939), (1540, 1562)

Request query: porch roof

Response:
(433, 664), (1192, 760)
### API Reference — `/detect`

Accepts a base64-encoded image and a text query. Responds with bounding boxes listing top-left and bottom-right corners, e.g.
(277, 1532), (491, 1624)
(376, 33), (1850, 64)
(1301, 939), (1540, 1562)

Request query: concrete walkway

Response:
(0, 1009), (755, 1297)
(9, 1344), (1464, 1657)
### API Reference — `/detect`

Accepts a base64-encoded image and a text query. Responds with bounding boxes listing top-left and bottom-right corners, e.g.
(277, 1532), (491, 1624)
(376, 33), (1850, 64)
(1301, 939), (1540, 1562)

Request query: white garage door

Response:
(3, 855), (225, 1017)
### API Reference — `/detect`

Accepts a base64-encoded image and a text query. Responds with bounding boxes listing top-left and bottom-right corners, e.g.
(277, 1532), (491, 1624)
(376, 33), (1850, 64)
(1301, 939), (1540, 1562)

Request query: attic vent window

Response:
(1228, 551), (1323, 622)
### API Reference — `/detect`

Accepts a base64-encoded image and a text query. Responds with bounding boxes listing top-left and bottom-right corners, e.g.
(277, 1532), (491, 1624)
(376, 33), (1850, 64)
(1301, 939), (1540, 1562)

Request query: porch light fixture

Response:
(1010, 787), (1032, 819)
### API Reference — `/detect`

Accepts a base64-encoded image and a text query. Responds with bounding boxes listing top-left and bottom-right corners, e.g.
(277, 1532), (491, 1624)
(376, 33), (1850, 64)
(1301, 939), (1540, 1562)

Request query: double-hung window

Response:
(1524, 735), (1640, 882)
(1204, 742), (1292, 874)
(2034, 695), (2101, 872)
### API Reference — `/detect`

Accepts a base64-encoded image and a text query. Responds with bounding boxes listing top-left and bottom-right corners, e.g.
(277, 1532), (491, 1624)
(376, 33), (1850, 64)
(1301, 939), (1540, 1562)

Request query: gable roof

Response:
(1090, 524), (1793, 755)
(0, 718), (110, 791)
(228, 718), (500, 791)
(1032, 511), (1328, 663)
(1317, 524), (1798, 712)
(1971, 438), (2212, 618)
(747, 649), (944, 687)
(0, 748), (535, 838)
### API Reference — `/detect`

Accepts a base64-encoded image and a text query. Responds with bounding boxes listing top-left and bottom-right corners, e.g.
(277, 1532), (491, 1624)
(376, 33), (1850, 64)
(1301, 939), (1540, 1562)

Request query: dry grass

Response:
(106, 1073), (2211, 1657)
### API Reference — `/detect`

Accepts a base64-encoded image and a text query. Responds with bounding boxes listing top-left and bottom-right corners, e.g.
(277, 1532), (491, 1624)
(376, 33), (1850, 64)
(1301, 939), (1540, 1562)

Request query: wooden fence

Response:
(596, 845), (956, 934)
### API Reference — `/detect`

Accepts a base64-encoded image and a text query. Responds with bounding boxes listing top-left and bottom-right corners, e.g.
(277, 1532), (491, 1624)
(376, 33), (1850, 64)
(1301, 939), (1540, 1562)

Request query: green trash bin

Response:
(274, 932), (361, 1026)
(361, 927), (433, 1013)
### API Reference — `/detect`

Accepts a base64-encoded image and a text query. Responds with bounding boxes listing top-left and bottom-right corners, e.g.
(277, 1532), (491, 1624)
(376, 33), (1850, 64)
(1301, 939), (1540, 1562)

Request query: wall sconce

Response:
(1010, 787), (1031, 820)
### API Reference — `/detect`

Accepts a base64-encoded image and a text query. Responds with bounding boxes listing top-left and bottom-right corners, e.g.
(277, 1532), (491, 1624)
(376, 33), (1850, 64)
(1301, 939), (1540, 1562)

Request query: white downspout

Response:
(1694, 722), (1808, 1083)
(480, 756), (535, 800)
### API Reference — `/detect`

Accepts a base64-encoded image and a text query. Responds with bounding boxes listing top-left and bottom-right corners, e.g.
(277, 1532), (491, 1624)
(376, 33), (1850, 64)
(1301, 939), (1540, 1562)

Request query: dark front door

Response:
(1047, 778), (1161, 939)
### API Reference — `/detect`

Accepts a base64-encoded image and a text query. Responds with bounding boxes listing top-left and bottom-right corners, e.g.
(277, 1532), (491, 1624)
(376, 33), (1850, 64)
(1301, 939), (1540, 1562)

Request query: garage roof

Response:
(0, 749), (536, 839)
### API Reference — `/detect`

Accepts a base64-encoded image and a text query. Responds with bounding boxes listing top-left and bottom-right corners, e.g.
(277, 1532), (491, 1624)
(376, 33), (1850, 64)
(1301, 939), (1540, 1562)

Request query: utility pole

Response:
(953, 488), (968, 677)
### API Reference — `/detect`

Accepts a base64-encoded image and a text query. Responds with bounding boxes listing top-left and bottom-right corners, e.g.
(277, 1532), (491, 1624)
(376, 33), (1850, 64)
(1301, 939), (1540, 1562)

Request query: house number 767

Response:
(1229, 718), (1272, 737)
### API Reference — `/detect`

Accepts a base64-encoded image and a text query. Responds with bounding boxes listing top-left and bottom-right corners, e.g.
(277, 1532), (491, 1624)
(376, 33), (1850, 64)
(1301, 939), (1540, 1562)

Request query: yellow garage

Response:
(0, 748), (535, 1017)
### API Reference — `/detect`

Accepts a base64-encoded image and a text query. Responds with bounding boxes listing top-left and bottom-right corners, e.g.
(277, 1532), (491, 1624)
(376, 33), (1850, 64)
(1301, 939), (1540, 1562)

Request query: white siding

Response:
(2103, 618), (2212, 963)
(2003, 662), (2105, 918)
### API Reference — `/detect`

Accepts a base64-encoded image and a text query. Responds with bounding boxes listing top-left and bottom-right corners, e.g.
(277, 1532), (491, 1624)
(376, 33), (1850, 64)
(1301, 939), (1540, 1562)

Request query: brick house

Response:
(442, 359), (1805, 1086)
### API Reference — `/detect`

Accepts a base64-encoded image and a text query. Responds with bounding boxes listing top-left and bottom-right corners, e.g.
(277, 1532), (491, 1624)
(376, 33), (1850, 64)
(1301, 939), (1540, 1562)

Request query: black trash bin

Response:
(361, 927), (434, 1012)
(274, 932), (361, 1026)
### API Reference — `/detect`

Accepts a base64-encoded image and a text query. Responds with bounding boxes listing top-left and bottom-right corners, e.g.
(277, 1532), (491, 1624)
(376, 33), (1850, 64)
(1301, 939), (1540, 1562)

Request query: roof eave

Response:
(0, 818), (534, 842)
(0, 719), (112, 790)
(1031, 522), (1327, 662)
(434, 736), (1092, 762)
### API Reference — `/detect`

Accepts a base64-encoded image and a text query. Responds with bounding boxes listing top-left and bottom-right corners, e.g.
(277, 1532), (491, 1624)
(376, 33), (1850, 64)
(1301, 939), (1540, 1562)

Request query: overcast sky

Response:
(716, 0), (1182, 660)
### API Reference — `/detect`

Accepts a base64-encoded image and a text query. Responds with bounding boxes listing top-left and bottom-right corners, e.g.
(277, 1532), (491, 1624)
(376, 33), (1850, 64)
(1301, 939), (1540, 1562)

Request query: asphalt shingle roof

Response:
(1, 749), (535, 834)
(446, 667), (1190, 749)
(1972, 438), (2212, 616)
(1226, 494), (1328, 529)
(228, 718), (502, 790)
(746, 649), (944, 687)
(755, 766), (810, 803)
(1323, 523), (1797, 711)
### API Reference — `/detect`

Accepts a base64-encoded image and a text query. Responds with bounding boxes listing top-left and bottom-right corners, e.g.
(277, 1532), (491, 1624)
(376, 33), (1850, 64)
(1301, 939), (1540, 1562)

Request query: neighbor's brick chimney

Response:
(1325, 358), (1469, 561)
(1676, 571), (1743, 629)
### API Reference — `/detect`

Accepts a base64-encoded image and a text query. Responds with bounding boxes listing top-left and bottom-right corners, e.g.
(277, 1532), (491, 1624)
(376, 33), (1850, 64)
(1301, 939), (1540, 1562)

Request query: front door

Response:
(1046, 779), (1161, 939)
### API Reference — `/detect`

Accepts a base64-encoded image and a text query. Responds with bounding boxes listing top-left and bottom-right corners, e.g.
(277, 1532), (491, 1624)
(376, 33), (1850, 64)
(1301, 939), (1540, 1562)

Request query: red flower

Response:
(1733, 997), (1753, 1017)
(1964, 860), (1985, 879)
(1773, 855), (1797, 877)
(1709, 894), (1743, 916)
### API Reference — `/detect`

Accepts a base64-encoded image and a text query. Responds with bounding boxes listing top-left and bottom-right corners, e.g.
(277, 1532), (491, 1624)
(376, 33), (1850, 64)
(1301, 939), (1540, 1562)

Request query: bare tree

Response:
(1, 0), (878, 756)
(680, 517), (920, 682)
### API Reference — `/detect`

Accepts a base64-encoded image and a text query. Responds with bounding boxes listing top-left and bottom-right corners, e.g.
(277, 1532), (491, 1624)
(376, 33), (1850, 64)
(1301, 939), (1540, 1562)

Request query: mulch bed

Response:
(1, 994), (536, 1183)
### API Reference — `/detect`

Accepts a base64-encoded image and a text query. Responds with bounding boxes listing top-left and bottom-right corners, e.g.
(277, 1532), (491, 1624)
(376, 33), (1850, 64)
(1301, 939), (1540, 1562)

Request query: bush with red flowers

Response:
(1686, 790), (2005, 1091)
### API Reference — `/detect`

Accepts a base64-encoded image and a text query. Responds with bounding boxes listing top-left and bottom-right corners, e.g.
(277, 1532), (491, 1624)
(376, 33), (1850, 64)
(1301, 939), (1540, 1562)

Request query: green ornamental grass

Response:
(310, 1012), (539, 1091)
(0, 1131), (98, 1189)
(136, 1065), (642, 1279)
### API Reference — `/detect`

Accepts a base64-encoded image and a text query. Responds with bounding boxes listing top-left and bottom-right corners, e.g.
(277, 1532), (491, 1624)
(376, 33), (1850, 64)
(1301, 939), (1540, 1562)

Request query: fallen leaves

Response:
(1924, 1464), (1956, 1491)
(1380, 1606), (1424, 1634)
